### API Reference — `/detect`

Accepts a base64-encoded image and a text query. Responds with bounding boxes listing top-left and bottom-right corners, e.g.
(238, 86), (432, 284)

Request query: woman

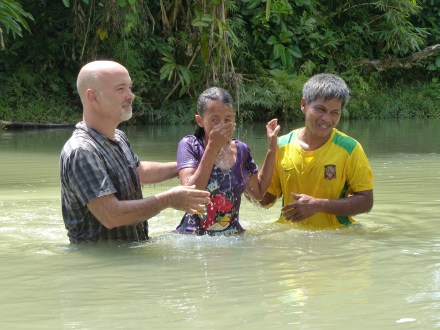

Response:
(175, 87), (280, 235)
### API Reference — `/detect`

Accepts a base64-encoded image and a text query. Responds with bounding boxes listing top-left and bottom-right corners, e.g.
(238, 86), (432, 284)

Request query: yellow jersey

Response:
(267, 128), (373, 229)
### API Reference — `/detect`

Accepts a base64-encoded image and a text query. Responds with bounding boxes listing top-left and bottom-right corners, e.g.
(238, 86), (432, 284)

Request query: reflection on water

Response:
(0, 119), (439, 329)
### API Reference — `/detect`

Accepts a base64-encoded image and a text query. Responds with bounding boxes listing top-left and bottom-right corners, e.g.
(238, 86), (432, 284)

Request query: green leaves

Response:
(160, 52), (192, 90)
(0, 0), (33, 44)
(62, 0), (89, 7)
(1, 0), (438, 125)
(427, 55), (440, 72)
(191, 14), (212, 27)
(367, 0), (427, 55)
(267, 30), (301, 68)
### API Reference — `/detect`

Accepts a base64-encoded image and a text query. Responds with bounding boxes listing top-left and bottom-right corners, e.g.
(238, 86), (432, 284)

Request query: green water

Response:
(0, 119), (439, 329)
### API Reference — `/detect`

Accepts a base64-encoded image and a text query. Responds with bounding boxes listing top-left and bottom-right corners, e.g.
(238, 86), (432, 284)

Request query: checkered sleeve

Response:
(65, 148), (117, 206)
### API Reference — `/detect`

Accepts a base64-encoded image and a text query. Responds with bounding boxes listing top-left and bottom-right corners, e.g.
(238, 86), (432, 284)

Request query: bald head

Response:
(76, 60), (135, 134)
(76, 60), (128, 104)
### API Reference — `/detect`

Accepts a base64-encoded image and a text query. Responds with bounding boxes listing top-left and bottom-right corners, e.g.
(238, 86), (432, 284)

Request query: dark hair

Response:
(302, 73), (350, 108)
(194, 87), (234, 139)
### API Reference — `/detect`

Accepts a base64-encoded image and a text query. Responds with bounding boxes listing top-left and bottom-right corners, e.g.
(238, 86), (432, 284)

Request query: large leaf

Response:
(0, 0), (33, 40)
(289, 45), (302, 59)
(177, 66), (191, 86)
(278, 31), (293, 44)
(267, 35), (278, 45)
(273, 43), (285, 60)
(159, 63), (174, 81)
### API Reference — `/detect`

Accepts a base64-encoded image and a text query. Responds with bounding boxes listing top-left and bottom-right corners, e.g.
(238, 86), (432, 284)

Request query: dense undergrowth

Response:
(0, 0), (439, 126)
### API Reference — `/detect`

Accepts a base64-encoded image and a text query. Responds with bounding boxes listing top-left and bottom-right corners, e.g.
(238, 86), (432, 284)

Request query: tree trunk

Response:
(360, 44), (440, 71)
(0, 120), (74, 129)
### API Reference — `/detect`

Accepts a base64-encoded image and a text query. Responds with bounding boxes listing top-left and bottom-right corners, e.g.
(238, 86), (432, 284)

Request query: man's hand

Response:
(281, 193), (317, 222)
(282, 190), (373, 222)
(167, 185), (211, 214)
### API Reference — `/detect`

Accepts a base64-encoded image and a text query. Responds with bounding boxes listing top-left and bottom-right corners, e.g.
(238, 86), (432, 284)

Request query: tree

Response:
(0, 0), (33, 49)
(0, 0), (438, 124)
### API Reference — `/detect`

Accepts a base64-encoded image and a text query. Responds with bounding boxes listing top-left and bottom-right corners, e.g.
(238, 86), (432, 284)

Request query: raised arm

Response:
(245, 119), (280, 201)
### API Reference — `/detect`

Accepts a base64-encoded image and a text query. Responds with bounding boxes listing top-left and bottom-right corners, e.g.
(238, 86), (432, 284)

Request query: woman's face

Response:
(196, 99), (236, 140)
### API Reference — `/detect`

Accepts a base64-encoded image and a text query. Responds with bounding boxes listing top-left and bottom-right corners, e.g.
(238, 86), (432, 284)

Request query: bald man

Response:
(60, 60), (210, 243)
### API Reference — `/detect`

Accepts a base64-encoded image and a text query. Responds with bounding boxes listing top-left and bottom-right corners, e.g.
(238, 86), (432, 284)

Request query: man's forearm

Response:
(318, 191), (373, 216)
(138, 161), (178, 184)
(87, 193), (172, 229)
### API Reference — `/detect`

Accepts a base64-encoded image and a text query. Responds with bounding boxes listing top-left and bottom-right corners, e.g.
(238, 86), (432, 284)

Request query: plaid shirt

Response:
(60, 122), (148, 243)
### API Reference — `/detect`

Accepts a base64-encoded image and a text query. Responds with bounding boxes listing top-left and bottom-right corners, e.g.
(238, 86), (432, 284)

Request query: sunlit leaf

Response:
(191, 18), (209, 27)
(201, 14), (212, 22)
(177, 66), (191, 86)
(159, 64), (173, 80)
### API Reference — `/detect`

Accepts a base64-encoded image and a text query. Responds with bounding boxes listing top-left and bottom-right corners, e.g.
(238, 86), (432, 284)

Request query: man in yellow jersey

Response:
(259, 73), (373, 229)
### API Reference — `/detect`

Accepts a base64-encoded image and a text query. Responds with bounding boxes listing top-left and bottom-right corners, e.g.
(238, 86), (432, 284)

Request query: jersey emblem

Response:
(324, 164), (336, 180)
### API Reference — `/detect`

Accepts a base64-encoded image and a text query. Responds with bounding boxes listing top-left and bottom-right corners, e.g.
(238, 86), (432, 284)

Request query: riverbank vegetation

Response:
(0, 0), (439, 125)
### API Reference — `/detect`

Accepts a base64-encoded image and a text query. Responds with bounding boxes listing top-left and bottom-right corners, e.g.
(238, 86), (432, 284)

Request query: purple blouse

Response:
(176, 135), (258, 235)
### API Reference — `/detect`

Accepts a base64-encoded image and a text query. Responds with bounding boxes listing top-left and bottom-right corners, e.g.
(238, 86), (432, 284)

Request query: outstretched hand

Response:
(266, 118), (280, 151)
(281, 192), (317, 222)
(168, 185), (210, 214)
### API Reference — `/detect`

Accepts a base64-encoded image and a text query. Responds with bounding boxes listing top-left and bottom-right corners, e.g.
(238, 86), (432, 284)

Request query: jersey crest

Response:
(324, 164), (336, 180)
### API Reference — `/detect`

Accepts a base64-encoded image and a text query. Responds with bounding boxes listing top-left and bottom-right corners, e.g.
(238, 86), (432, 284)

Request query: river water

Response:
(0, 119), (439, 329)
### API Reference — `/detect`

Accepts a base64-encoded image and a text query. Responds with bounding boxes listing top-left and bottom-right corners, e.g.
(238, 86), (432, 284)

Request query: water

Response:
(0, 119), (439, 329)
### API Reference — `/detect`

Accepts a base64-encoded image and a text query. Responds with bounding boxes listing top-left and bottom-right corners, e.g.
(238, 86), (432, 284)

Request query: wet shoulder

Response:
(234, 139), (248, 150)
(68, 127), (100, 151)
(233, 139), (249, 158)
(180, 134), (200, 145)
(278, 131), (295, 148)
(115, 128), (128, 141)
(331, 129), (358, 155)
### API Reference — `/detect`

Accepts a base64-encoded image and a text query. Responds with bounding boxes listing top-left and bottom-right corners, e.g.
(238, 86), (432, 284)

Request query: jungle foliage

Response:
(0, 0), (439, 124)
(0, 0), (33, 47)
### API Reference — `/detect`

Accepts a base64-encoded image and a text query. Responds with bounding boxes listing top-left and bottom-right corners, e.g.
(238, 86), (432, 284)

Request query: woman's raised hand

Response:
(266, 118), (280, 151)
